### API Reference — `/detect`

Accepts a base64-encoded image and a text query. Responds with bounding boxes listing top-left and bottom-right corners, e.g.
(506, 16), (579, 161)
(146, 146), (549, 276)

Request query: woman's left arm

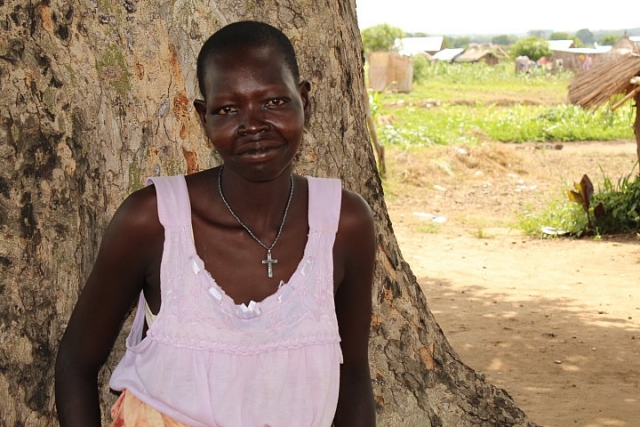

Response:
(333, 189), (376, 427)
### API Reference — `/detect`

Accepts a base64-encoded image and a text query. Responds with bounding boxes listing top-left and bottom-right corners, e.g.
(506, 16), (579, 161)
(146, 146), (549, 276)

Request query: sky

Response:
(355, 0), (639, 36)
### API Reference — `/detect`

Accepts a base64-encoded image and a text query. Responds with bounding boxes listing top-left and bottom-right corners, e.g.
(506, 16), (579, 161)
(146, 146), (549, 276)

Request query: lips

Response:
(236, 141), (283, 162)
(236, 140), (283, 158)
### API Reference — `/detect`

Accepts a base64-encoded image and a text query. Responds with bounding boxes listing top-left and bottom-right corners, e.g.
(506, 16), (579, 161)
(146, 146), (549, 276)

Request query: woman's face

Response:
(195, 45), (310, 182)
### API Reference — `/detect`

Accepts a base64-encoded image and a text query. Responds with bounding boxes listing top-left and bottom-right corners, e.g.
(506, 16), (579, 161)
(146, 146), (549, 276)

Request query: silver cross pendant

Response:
(262, 249), (278, 278)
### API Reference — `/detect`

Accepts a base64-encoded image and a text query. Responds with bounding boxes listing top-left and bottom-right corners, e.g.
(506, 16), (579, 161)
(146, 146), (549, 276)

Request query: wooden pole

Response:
(611, 86), (640, 111)
(634, 91), (640, 169)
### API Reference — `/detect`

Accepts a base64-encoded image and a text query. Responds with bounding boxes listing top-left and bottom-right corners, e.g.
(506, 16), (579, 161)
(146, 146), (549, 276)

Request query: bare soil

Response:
(385, 140), (640, 427)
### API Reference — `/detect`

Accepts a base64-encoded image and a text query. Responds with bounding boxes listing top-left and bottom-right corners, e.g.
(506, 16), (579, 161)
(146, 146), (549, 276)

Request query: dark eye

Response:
(265, 98), (286, 107)
(214, 106), (237, 115)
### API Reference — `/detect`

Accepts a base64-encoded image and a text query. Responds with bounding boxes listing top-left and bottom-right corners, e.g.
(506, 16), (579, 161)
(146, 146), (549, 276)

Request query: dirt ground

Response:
(384, 140), (640, 427)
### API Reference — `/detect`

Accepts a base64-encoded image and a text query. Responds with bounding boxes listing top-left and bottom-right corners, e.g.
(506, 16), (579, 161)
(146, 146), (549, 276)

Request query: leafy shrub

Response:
(361, 24), (405, 54)
(590, 169), (640, 234)
(511, 36), (551, 61)
(517, 199), (588, 237)
(519, 167), (640, 237)
(412, 54), (430, 84)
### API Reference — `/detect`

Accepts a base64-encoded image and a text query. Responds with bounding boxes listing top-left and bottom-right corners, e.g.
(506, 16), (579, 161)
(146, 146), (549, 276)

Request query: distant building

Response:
(431, 48), (464, 63)
(548, 40), (575, 50)
(546, 38), (624, 71)
(454, 49), (499, 66)
(368, 52), (413, 93)
(394, 36), (444, 56)
(602, 36), (639, 59)
(551, 46), (612, 71)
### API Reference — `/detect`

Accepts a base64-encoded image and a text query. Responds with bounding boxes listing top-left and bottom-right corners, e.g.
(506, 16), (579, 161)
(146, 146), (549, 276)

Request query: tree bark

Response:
(0, 1), (538, 425)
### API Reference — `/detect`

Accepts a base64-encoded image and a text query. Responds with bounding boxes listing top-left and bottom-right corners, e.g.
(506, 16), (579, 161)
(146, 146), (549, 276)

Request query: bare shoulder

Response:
(334, 188), (376, 288)
(111, 184), (161, 234)
(92, 184), (163, 276)
(337, 188), (375, 243)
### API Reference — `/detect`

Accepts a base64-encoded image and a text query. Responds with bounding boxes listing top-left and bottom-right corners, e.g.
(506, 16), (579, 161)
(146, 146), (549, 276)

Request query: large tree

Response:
(0, 1), (538, 425)
(576, 28), (595, 46)
(511, 36), (551, 62)
(361, 23), (405, 54)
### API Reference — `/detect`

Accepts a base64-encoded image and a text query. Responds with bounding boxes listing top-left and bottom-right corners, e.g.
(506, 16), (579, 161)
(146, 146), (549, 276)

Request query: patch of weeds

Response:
(516, 199), (588, 237)
(373, 63), (633, 148)
(517, 164), (640, 237)
(589, 166), (640, 235)
(416, 222), (442, 234)
(472, 227), (492, 239)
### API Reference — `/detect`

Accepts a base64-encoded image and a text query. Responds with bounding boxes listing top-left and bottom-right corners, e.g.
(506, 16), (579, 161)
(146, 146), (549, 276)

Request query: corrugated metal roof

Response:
(431, 48), (464, 61)
(549, 40), (575, 50)
(553, 46), (612, 54)
(395, 36), (444, 56)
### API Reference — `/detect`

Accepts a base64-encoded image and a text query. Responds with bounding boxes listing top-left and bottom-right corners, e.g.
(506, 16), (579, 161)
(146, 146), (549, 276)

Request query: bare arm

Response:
(333, 189), (376, 427)
(55, 186), (163, 427)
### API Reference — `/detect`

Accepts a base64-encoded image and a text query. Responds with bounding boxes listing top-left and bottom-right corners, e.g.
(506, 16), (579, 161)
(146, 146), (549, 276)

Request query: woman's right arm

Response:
(55, 186), (163, 426)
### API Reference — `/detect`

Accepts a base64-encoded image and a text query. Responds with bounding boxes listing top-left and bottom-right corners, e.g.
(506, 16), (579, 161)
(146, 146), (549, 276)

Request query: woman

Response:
(55, 21), (376, 426)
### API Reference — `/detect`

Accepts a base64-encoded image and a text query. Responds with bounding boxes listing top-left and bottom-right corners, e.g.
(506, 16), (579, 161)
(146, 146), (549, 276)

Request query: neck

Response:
(217, 166), (294, 233)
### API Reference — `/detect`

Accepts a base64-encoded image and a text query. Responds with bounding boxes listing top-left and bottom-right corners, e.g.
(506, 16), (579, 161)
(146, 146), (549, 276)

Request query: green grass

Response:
(471, 227), (493, 239)
(516, 199), (589, 237)
(374, 60), (638, 237)
(372, 62), (635, 147)
(516, 166), (640, 237)
(416, 222), (443, 234)
(381, 62), (571, 104)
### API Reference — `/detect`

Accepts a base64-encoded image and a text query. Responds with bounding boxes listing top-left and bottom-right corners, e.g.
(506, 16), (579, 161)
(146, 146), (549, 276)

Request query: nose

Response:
(238, 106), (269, 135)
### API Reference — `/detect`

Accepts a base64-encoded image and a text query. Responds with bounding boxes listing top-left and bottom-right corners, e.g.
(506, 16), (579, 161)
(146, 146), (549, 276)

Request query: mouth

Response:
(237, 141), (282, 160)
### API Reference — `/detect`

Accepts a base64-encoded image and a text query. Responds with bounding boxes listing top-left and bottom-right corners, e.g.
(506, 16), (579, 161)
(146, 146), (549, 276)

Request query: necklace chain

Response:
(217, 166), (294, 278)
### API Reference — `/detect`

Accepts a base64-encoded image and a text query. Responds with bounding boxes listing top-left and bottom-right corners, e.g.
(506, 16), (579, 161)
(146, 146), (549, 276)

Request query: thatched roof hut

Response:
(568, 47), (640, 164)
(568, 51), (640, 109)
(602, 36), (638, 61)
(454, 49), (499, 66)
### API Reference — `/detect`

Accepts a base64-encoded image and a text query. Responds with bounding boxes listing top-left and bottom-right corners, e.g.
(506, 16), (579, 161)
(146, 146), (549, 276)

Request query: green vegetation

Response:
(517, 199), (589, 237)
(363, 24), (638, 237)
(361, 23), (405, 54)
(599, 35), (619, 46)
(549, 32), (583, 47)
(371, 57), (637, 237)
(518, 167), (640, 237)
(452, 37), (472, 49)
(549, 32), (571, 40)
(576, 28), (595, 46)
(412, 54), (430, 84)
(373, 62), (633, 148)
(492, 34), (517, 46)
(590, 169), (640, 234)
(510, 36), (551, 61)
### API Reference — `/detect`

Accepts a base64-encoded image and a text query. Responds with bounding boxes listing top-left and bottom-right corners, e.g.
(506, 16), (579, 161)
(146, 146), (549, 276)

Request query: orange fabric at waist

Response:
(110, 389), (191, 427)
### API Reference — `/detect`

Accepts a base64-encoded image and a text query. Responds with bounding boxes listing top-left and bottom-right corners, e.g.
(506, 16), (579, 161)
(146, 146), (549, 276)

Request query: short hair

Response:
(197, 21), (301, 97)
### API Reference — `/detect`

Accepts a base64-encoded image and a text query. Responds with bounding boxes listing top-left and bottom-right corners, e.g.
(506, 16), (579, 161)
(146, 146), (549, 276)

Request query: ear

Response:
(299, 80), (311, 124)
(193, 99), (207, 125)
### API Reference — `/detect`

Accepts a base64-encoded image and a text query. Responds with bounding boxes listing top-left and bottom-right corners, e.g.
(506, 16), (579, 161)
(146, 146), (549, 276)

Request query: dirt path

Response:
(385, 141), (640, 427)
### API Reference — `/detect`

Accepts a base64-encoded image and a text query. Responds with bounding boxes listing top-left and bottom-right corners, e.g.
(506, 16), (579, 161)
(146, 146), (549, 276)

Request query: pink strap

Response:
(307, 177), (341, 233)
(146, 176), (192, 227)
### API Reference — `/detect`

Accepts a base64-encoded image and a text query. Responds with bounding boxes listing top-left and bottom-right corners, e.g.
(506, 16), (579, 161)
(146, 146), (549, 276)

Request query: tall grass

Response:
(373, 62), (635, 147)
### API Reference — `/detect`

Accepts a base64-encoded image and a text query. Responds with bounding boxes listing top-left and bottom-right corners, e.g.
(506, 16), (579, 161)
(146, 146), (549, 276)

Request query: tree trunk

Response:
(0, 1), (538, 425)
